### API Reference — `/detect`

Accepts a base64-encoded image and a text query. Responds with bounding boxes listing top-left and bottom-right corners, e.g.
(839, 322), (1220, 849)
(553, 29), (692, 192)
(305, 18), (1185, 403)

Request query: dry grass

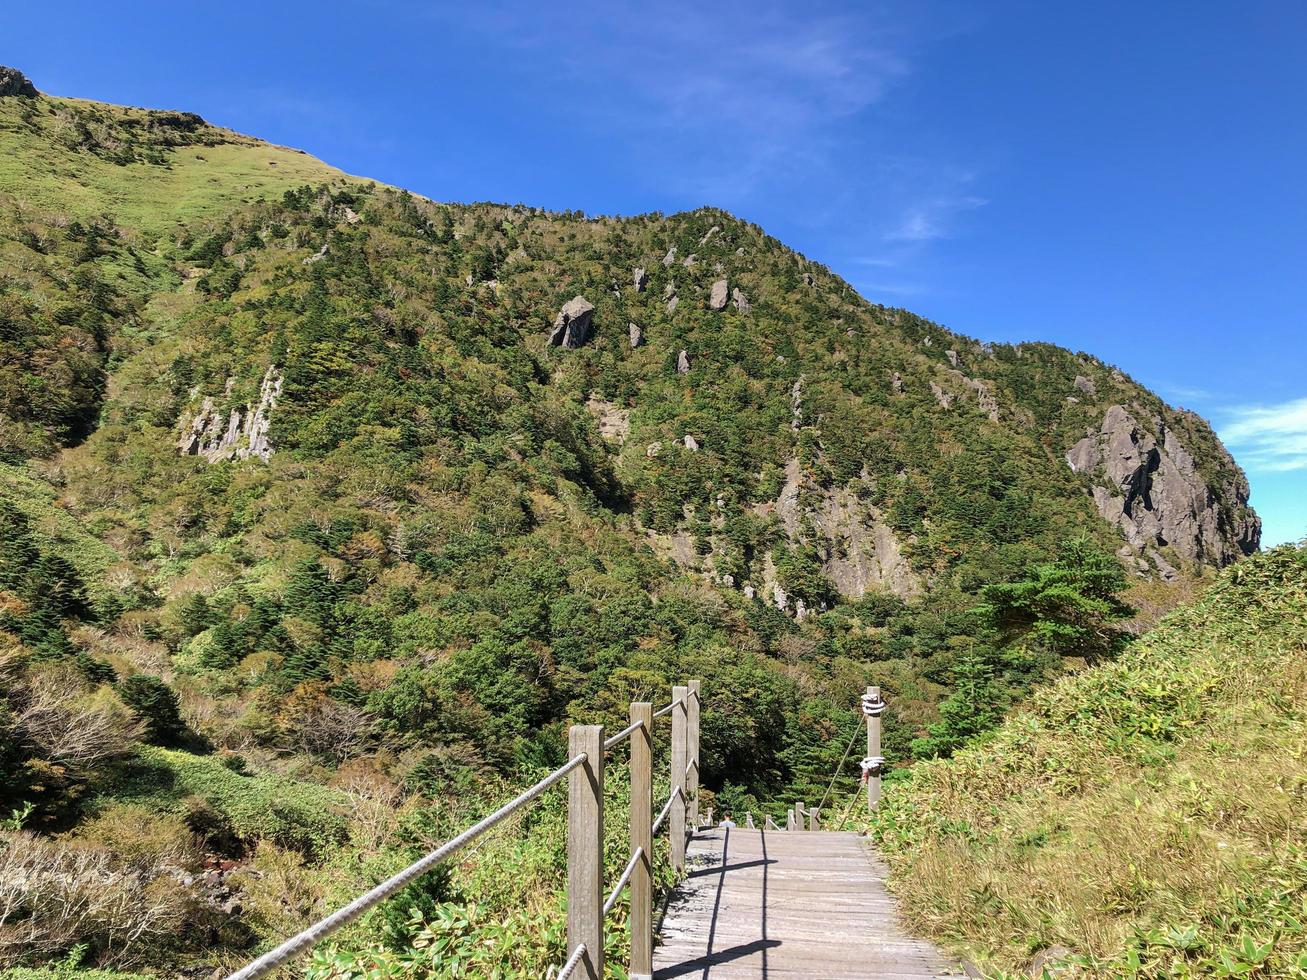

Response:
(873, 545), (1307, 978)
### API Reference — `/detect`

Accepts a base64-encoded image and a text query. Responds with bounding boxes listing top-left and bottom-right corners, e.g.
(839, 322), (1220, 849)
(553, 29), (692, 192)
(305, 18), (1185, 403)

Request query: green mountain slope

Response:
(0, 68), (1271, 975)
(873, 543), (1307, 977)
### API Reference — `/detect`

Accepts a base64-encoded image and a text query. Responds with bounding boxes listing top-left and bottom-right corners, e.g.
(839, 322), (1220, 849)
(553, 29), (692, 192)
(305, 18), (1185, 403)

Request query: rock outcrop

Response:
(662, 246), (677, 267)
(633, 267), (647, 292)
(178, 366), (283, 463)
(549, 296), (595, 348)
(0, 67), (37, 98)
(732, 287), (750, 314)
(1066, 404), (1259, 565)
(677, 350), (692, 374)
(666, 295), (679, 314)
(629, 322), (643, 348)
(709, 279), (729, 311)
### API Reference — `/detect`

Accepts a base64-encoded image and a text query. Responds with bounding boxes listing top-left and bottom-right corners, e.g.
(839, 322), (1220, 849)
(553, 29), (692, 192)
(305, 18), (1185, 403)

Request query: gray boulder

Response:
(709, 279), (729, 311)
(549, 296), (595, 348)
(666, 295), (679, 314)
(677, 349), (692, 374)
(629, 322), (643, 348)
(662, 246), (677, 267)
(732, 287), (750, 313)
(633, 267), (647, 292)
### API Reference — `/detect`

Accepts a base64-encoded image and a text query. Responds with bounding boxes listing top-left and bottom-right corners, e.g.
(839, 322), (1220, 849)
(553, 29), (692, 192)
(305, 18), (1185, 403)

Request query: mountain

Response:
(0, 68), (1263, 974)
(873, 542), (1307, 976)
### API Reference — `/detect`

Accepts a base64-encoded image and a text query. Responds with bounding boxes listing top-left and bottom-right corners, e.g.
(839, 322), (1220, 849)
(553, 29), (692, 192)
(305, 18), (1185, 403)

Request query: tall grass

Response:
(873, 544), (1307, 978)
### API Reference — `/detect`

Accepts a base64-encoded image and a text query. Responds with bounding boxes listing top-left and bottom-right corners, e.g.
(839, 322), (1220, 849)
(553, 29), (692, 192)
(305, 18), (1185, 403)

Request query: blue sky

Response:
(10, 1), (1306, 545)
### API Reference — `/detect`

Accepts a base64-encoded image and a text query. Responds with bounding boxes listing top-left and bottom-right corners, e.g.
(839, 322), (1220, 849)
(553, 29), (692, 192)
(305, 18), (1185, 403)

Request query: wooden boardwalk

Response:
(652, 828), (958, 979)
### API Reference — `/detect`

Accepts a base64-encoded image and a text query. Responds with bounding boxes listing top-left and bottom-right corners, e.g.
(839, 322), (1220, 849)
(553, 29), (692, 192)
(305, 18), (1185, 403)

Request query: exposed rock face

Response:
(677, 349), (692, 374)
(699, 225), (720, 246)
(303, 243), (328, 264)
(663, 281), (677, 299)
(684, 434), (699, 451)
(662, 246), (677, 267)
(760, 458), (922, 604)
(682, 253), (697, 267)
(629, 322), (643, 348)
(633, 267), (647, 292)
(732, 287), (750, 314)
(945, 349), (960, 368)
(1066, 404), (1259, 565)
(549, 296), (595, 348)
(891, 372), (904, 395)
(1073, 374), (1096, 397)
(666, 295), (679, 314)
(586, 398), (630, 443)
(178, 366), (283, 463)
(929, 381), (953, 409)
(802, 272), (815, 287)
(0, 67), (37, 98)
(709, 279), (729, 310)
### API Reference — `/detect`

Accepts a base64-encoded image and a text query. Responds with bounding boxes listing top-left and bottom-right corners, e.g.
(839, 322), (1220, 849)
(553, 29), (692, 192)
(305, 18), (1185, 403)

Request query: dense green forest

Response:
(0, 76), (1263, 975)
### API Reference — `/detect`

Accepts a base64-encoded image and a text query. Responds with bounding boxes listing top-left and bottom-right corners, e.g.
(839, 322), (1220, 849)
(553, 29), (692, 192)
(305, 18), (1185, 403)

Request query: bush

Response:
(0, 828), (201, 967)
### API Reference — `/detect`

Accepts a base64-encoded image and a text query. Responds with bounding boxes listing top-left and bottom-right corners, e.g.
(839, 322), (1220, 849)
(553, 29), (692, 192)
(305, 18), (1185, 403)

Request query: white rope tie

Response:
(861, 692), (886, 717)
(859, 756), (886, 776)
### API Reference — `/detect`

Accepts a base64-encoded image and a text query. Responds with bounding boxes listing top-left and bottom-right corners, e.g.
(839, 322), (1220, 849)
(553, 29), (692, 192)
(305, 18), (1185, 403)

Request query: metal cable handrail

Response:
(554, 942), (588, 980)
(651, 785), (683, 835)
(225, 752), (589, 980)
(602, 846), (645, 917)
(652, 696), (682, 719)
(602, 719), (644, 751)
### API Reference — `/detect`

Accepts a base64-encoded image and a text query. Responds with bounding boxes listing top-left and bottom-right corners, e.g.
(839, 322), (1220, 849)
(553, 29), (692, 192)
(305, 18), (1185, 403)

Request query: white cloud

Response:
(884, 194), (987, 242)
(1219, 397), (1307, 473)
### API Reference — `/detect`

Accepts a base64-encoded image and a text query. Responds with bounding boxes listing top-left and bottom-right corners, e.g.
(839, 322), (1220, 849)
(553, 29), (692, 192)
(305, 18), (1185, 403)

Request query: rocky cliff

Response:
(1067, 403), (1259, 571)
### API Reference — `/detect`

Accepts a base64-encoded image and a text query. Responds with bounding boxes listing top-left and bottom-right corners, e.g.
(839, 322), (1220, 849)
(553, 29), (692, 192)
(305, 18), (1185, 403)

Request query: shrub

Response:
(0, 828), (200, 967)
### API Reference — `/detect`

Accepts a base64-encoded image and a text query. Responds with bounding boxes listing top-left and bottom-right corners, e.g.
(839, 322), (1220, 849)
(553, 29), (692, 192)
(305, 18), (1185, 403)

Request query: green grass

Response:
(0, 96), (353, 235)
(103, 746), (350, 854)
(0, 462), (121, 603)
(871, 544), (1307, 977)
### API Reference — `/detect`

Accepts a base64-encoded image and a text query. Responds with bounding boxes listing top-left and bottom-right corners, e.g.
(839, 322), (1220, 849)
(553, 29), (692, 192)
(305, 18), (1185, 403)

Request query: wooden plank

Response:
(652, 828), (959, 978)
(688, 680), (701, 829)
(670, 685), (688, 874)
(630, 702), (654, 980)
(568, 724), (604, 980)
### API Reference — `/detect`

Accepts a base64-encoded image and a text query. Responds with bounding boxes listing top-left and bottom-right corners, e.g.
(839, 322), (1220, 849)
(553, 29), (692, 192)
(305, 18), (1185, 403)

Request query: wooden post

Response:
(687, 680), (701, 830)
(786, 808), (795, 831)
(809, 807), (820, 831)
(865, 685), (883, 812)
(629, 703), (653, 980)
(745, 812), (755, 829)
(795, 801), (806, 832)
(670, 685), (688, 875)
(568, 725), (604, 980)
(765, 814), (778, 830)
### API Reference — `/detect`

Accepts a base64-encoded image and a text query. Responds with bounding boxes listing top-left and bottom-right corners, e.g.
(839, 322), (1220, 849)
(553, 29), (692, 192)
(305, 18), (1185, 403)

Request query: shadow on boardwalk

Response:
(652, 827), (959, 979)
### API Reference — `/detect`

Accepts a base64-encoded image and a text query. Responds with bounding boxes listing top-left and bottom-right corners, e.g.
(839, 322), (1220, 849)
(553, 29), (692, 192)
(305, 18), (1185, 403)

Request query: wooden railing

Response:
(559, 678), (701, 980)
(226, 679), (702, 980)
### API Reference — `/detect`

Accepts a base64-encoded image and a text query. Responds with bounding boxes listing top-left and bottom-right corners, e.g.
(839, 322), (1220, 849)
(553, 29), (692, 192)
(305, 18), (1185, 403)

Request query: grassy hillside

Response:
(873, 544), (1307, 978)
(0, 94), (348, 233)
